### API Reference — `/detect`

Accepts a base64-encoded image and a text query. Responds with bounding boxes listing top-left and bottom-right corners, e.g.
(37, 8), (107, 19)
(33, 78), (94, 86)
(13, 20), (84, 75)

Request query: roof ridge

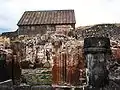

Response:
(25, 9), (74, 12)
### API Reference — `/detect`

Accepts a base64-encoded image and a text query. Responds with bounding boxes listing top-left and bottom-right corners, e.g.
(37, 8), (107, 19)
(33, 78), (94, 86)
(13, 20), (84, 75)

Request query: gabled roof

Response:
(17, 9), (76, 26)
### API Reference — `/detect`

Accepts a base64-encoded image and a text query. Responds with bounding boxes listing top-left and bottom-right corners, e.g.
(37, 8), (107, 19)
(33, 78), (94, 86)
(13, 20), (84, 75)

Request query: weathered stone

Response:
(0, 85), (12, 90)
(84, 37), (120, 90)
(31, 85), (53, 90)
(13, 85), (30, 90)
(21, 68), (52, 85)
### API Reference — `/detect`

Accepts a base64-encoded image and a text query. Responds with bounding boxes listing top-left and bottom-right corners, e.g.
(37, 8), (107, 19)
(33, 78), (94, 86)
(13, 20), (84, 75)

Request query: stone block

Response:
(31, 85), (53, 90)
(13, 85), (30, 90)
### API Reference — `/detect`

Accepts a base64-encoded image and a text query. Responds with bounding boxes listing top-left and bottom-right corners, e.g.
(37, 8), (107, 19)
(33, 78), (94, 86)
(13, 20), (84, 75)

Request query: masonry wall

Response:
(18, 25), (48, 36)
(77, 24), (120, 40)
(18, 24), (75, 36)
(14, 23), (84, 86)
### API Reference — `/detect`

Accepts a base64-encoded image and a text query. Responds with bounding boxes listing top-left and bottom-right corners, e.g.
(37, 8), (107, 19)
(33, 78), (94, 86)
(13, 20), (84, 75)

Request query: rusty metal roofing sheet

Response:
(17, 10), (76, 25)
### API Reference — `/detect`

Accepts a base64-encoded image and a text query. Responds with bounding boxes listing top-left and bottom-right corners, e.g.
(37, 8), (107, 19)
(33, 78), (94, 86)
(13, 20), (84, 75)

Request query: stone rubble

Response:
(14, 28), (85, 85)
(0, 24), (120, 86)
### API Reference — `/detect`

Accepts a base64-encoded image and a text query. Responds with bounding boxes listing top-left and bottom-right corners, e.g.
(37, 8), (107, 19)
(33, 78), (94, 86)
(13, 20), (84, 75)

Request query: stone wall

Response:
(18, 24), (74, 36)
(76, 24), (120, 41)
(13, 24), (85, 86)
(22, 68), (52, 85)
(18, 25), (48, 36)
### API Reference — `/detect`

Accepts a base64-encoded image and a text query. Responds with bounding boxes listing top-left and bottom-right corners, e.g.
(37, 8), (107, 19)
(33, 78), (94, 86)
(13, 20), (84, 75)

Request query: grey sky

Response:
(0, 0), (120, 33)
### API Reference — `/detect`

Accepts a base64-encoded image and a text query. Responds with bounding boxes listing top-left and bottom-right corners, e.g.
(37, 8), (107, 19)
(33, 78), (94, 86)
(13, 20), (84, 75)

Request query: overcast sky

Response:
(0, 0), (120, 33)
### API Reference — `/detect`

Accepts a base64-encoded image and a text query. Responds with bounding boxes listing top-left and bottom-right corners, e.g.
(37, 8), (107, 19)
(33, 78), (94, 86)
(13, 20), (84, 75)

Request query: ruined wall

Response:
(108, 44), (120, 81)
(1, 24), (120, 86)
(12, 23), (86, 86)
(76, 24), (120, 41)
(76, 24), (120, 82)
(52, 39), (85, 86)
(0, 36), (10, 49)
(15, 34), (120, 86)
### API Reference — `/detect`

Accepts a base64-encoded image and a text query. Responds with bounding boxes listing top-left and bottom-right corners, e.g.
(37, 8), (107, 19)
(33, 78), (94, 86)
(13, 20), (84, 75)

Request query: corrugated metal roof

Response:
(17, 10), (76, 26)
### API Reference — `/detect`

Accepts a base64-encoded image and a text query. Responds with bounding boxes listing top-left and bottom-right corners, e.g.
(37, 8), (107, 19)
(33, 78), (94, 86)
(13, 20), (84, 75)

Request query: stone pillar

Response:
(83, 37), (111, 89)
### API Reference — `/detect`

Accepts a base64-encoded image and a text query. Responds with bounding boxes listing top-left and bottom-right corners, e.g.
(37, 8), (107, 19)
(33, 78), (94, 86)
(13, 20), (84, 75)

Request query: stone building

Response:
(17, 10), (76, 36)
(18, 10), (86, 87)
